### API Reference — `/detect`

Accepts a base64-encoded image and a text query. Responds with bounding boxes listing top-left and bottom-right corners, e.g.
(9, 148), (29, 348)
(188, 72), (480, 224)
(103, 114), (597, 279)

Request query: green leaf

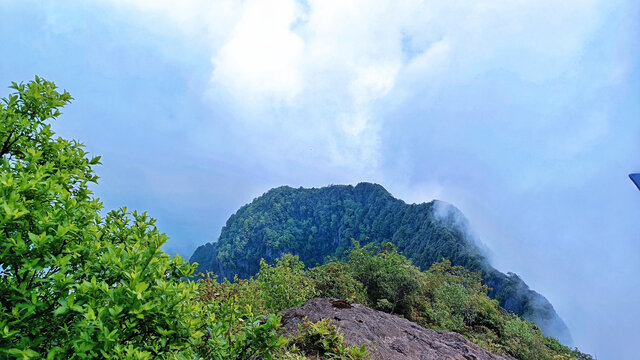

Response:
(53, 298), (68, 316)
(89, 156), (101, 165)
(135, 282), (149, 296)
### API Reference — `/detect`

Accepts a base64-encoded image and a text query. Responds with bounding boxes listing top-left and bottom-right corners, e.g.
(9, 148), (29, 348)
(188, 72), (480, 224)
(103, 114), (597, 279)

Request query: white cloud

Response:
(102, 0), (612, 174)
(101, 0), (243, 51)
(212, 0), (305, 102)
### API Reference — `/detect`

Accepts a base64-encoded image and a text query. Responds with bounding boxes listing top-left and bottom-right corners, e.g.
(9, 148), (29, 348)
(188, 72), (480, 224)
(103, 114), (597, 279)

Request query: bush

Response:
(308, 260), (367, 305)
(501, 316), (549, 360)
(423, 259), (503, 333)
(347, 242), (425, 316)
(195, 275), (284, 359)
(312, 247), (592, 360)
(0, 78), (204, 358)
(255, 254), (316, 313)
(281, 318), (369, 360)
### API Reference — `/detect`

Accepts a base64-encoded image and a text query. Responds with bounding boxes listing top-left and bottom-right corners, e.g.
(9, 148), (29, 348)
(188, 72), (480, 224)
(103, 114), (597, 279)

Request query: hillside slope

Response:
(190, 183), (572, 344)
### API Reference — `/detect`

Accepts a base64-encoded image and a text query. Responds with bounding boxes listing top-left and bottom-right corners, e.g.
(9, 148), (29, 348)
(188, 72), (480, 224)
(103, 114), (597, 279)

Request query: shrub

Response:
(308, 260), (367, 305)
(347, 242), (424, 316)
(255, 254), (316, 313)
(501, 316), (549, 360)
(195, 273), (286, 359)
(282, 318), (369, 360)
(423, 260), (503, 333)
(0, 78), (203, 359)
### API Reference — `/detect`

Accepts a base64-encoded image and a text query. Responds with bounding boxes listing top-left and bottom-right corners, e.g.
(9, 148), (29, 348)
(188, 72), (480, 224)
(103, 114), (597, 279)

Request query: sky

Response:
(1, 0), (638, 358)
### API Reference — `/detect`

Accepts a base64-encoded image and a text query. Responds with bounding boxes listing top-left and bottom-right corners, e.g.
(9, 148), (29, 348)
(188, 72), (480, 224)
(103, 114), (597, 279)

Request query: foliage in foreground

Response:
(0, 78), (202, 359)
(0, 77), (371, 360)
(195, 274), (284, 359)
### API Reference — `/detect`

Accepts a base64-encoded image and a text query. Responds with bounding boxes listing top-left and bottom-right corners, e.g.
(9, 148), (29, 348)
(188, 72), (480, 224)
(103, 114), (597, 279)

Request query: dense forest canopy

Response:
(191, 183), (572, 344)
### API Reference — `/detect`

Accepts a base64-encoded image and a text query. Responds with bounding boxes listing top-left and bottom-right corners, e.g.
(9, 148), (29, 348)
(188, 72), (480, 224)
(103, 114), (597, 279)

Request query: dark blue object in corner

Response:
(630, 174), (640, 191)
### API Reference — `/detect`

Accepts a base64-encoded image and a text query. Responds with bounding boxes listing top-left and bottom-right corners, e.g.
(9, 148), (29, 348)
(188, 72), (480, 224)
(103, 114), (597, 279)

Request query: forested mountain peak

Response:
(190, 183), (572, 345)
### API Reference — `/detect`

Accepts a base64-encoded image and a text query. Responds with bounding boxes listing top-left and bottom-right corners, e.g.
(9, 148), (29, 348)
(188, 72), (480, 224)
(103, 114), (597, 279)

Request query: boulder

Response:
(281, 298), (514, 360)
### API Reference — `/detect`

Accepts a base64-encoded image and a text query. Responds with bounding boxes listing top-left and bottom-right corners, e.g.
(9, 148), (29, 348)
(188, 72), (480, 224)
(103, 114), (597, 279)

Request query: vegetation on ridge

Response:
(198, 243), (592, 360)
(190, 182), (572, 344)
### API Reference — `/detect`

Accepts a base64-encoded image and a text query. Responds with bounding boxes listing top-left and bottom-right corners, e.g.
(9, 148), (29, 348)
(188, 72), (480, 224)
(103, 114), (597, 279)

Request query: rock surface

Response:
(281, 298), (514, 360)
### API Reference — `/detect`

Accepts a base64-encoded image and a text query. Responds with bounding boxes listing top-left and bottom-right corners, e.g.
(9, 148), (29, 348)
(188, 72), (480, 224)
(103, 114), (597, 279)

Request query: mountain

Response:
(190, 183), (572, 344)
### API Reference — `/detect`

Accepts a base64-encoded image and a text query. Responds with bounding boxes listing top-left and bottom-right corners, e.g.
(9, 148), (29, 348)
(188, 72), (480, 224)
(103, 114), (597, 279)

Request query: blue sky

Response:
(1, 0), (638, 358)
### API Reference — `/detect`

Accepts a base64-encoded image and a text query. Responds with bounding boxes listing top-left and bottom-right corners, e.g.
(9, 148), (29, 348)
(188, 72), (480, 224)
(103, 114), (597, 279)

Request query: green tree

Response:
(347, 242), (424, 315)
(423, 259), (502, 332)
(255, 254), (315, 313)
(0, 77), (199, 359)
(195, 275), (284, 360)
(308, 260), (367, 305)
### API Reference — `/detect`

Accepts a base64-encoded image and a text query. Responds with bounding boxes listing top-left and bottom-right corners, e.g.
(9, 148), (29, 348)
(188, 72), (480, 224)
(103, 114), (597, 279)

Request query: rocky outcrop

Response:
(281, 298), (514, 360)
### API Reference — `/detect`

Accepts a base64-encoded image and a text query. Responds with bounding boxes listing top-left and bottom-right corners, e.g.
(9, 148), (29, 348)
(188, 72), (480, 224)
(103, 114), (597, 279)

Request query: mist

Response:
(1, 0), (639, 358)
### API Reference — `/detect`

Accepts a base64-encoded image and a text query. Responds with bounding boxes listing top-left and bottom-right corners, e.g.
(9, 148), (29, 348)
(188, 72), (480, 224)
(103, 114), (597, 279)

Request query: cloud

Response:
(101, 0), (613, 176)
(99, 0), (244, 59)
(404, 38), (451, 79)
(212, 0), (305, 102)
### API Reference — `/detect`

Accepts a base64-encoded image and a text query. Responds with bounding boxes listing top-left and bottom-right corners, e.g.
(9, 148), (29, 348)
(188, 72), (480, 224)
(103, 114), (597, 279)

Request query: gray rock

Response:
(282, 298), (514, 360)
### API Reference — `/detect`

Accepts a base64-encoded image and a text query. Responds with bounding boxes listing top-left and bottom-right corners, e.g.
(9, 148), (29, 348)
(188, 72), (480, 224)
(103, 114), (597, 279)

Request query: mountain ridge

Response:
(190, 182), (572, 344)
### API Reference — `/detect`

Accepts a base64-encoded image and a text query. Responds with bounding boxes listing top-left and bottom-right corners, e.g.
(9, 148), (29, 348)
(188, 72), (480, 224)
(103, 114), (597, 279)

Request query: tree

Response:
(255, 254), (315, 313)
(0, 77), (200, 359)
(347, 241), (423, 315)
